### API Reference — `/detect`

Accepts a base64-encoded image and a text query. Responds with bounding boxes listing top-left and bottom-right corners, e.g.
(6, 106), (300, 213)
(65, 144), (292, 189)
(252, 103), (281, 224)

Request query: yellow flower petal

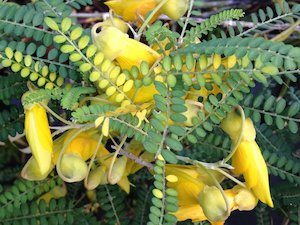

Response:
(105, 0), (159, 22)
(25, 104), (53, 175)
(117, 176), (131, 194)
(232, 142), (251, 175)
(174, 204), (207, 222)
(115, 38), (160, 71)
(21, 156), (53, 181)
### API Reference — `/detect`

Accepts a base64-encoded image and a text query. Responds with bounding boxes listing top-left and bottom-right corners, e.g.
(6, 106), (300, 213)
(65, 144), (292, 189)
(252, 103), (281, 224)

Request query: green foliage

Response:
(0, 105), (24, 141)
(0, 0), (300, 225)
(243, 93), (300, 133)
(0, 73), (27, 103)
(96, 185), (129, 225)
(185, 9), (245, 42)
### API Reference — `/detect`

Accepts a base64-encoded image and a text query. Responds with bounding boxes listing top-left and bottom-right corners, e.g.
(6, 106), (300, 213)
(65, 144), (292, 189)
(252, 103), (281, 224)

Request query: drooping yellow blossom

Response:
(105, 0), (159, 23)
(22, 103), (53, 180)
(157, 0), (189, 20)
(220, 110), (274, 207)
(53, 129), (105, 182)
(92, 26), (160, 70)
(38, 185), (67, 205)
(165, 165), (257, 224)
(105, 0), (189, 23)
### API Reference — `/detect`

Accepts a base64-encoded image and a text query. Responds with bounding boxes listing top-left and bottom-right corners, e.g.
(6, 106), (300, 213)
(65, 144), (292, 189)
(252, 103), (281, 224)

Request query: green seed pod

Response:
(198, 186), (228, 222)
(108, 156), (127, 184)
(86, 166), (106, 190)
(60, 153), (88, 182)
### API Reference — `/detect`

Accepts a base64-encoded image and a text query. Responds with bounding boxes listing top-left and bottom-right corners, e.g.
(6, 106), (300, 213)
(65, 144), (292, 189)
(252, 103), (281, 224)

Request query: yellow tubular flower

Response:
(165, 165), (257, 224)
(23, 103), (53, 176)
(157, 0), (189, 20)
(220, 111), (274, 207)
(92, 26), (160, 71)
(38, 185), (67, 205)
(53, 129), (104, 182)
(105, 0), (159, 23)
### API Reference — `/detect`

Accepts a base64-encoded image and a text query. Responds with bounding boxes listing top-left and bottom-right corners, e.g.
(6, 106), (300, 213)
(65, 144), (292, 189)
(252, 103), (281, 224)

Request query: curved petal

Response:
(246, 142), (273, 207)
(25, 104), (53, 175)
(232, 142), (251, 175)
(174, 204), (207, 222)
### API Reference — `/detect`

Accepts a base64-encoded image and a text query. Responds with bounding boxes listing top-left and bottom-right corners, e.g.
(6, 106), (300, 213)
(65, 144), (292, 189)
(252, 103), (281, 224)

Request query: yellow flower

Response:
(53, 129), (105, 182)
(38, 185), (67, 205)
(92, 26), (160, 71)
(22, 103), (53, 180)
(165, 165), (257, 224)
(105, 0), (159, 23)
(157, 0), (189, 20)
(220, 111), (274, 207)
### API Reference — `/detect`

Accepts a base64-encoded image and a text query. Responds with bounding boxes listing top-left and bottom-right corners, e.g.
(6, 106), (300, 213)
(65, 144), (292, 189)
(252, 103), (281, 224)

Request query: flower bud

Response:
(100, 17), (128, 33)
(232, 185), (258, 211)
(92, 26), (128, 61)
(24, 103), (53, 176)
(85, 166), (107, 190)
(198, 186), (228, 222)
(158, 0), (189, 20)
(21, 157), (52, 180)
(38, 185), (67, 205)
(220, 110), (256, 143)
(108, 156), (127, 184)
(60, 153), (88, 182)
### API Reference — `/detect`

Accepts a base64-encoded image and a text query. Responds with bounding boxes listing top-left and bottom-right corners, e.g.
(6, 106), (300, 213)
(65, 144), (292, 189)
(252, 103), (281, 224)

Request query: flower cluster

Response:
(20, 1), (274, 224)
